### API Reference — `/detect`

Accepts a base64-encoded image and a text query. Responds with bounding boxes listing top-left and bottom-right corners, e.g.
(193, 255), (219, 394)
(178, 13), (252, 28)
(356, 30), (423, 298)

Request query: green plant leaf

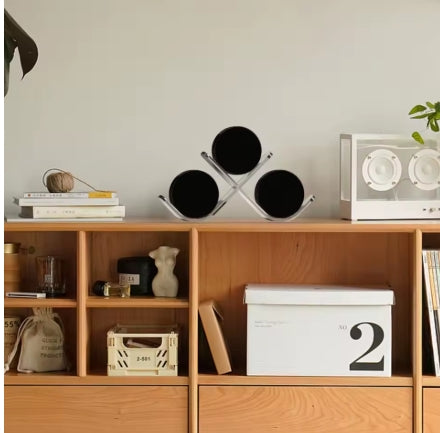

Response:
(435, 102), (440, 112)
(411, 113), (430, 119)
(427, 102), (435, 109)
(409, 105), (427, 115)
(412, 131), (424, 144)
(430, 118), (439, 132)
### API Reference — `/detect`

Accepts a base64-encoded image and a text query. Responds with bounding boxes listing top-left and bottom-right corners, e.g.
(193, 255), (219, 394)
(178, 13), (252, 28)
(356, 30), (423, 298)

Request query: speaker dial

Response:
(255, 170), (304, 218)
(169, 170), (219, 218)
(362, 149), (402, 191)
(408, 148), (440, 191)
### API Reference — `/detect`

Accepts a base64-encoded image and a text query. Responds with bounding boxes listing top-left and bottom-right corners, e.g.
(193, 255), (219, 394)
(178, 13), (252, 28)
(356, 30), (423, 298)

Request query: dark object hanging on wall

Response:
(4, 9), (38, 96)
(212, 126), (262, 174)
(117, 256), (158, 296)
(169, 170), (219, 219)
(255, 170), (305, 218)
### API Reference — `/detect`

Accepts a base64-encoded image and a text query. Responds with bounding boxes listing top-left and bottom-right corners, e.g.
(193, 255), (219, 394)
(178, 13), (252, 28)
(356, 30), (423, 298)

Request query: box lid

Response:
(244, 284), (395, 306)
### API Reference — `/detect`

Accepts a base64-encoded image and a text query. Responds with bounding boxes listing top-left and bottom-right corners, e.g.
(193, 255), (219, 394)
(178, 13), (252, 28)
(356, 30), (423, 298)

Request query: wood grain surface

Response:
(5, 221), (440, 433)
(199, 386), (412, 433)
(5, 385), (188, 433)
(424, 388), (440, 433)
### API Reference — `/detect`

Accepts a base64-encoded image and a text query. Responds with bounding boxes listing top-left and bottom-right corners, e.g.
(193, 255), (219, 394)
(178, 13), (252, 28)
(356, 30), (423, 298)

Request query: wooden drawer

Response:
(199, 386), (412, 433)
(424, 388), (440, 433)
(5, 386), (188, 433)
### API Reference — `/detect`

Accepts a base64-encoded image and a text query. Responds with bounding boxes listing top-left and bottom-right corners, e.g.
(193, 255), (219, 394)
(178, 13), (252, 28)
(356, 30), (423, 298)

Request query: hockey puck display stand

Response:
(159, 126), (315, 221)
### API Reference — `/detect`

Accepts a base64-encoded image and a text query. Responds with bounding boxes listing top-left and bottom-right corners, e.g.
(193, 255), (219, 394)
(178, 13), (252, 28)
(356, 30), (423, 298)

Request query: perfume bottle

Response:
(92, 281), (130, 298)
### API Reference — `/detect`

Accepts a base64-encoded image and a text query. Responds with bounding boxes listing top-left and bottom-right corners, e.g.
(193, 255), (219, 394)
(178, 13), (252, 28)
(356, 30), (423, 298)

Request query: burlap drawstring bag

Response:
(4, 307), (69, 373)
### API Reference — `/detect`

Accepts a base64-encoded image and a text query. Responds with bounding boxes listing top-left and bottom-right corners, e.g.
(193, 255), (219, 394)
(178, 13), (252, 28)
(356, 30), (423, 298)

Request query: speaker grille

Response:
(361, 149), (402, 191)
(408, 149), (440, 191)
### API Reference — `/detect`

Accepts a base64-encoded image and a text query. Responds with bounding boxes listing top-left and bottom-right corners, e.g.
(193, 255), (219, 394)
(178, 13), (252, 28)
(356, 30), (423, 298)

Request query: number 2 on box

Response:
(349, 322), (384, 371)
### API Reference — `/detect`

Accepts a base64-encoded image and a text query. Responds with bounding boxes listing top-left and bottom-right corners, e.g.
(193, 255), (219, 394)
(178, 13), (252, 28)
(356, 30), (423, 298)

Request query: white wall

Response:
(4, 0), (440, 219)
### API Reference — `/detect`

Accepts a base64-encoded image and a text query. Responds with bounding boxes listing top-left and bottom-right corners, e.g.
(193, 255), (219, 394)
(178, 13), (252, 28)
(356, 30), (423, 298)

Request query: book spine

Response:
(16, 197), (119, 206)
(21, 206), (125, 218)
(422, 250), (440, 375)
(428, 251), (439, 310)
(23, 191), (117, 198)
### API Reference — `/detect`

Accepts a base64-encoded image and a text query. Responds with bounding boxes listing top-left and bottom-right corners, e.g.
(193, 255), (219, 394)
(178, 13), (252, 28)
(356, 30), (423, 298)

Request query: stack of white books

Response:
(8, 191), (125, 222)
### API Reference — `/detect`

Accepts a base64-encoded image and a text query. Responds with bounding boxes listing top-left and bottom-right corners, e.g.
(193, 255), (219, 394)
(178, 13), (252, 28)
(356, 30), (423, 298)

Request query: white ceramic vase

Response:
(148, 246), (179, 297)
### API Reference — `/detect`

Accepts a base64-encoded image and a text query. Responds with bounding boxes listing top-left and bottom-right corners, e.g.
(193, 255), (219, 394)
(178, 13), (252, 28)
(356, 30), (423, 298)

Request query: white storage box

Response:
(244, 284), (394, 377)
(107, 324), (178, 376)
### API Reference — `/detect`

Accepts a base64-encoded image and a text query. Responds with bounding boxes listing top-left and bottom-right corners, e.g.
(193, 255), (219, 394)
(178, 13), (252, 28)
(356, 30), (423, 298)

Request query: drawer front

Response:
(199, 386), (412, 433)
(424, 388), (440, 433)
(5, 386), (188, 433)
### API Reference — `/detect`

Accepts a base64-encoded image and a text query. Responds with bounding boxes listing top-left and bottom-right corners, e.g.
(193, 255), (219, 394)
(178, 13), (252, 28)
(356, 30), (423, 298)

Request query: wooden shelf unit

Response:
(4, 219), (440, 433)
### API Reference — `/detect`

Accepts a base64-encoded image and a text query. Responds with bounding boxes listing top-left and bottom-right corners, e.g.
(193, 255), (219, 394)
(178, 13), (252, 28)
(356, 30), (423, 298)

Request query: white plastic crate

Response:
(107, 324), (178, 376)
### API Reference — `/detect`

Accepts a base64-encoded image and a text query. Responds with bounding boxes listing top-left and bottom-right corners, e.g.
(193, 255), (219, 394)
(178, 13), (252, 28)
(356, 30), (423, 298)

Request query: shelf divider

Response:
(77, 231), (88, 377)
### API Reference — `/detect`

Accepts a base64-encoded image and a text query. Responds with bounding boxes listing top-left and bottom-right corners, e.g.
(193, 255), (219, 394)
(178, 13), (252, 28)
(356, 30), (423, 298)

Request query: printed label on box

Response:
(119, 273), (140, 285)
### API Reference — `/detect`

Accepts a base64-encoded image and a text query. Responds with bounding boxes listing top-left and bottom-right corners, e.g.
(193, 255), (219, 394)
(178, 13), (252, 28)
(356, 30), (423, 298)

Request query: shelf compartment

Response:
(86, 296), (189, 308)
(4, 231), (78, 298)
(86, 230), (190, 299)
(4, 298), (77, 308)
(198, 231), (413, 378)
(86, 308), (188, 375)
(198, 373), (413, 387)
(5, 307), (77, 375)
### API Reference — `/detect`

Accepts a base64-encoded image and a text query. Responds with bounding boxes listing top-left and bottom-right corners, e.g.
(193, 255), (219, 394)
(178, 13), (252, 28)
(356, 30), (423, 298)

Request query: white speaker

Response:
(361, 149), (402, 191)
(408, 148), (440, 191)
(340, 134), (440, 220)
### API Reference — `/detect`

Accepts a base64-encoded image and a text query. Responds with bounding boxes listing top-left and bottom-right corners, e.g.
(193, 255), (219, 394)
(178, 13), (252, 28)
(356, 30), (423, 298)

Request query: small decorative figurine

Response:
(148, 246), (179, 297)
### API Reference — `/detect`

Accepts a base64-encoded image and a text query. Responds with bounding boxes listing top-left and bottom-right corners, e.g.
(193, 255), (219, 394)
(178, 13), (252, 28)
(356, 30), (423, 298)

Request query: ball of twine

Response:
(44, 170), (74, 193)
(42, 168), (103, 194)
